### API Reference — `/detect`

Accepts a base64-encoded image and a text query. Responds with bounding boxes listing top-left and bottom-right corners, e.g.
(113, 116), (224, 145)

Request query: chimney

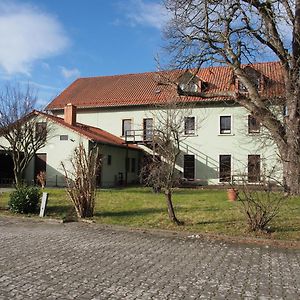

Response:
(64, 103), (77, 126)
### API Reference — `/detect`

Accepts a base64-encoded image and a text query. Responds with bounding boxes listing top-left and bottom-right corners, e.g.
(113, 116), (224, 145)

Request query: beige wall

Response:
(54, 103), (280, 185)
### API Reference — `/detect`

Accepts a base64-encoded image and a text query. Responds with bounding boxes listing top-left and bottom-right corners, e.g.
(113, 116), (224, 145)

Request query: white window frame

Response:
(184, 116), (196, 136)
(122, 119), (132, 137)
(219, 115), (233, 135)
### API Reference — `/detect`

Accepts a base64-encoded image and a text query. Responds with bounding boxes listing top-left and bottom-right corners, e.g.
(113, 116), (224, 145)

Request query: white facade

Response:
(0, 115), (142, 187)
(52, 102), (280, 185)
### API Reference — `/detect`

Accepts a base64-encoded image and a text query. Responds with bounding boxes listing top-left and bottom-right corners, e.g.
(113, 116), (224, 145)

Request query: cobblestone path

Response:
(0, 217), (299, 299)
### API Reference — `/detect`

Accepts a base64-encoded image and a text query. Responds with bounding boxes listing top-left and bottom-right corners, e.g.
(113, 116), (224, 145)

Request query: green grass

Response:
(0, 187), (299, 241)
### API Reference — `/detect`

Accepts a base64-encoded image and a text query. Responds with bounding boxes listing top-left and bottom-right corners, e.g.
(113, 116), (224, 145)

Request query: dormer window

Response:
(237, 66), (262, 93)
(178, 71), (203, 94)
(179, 82), (198, 93)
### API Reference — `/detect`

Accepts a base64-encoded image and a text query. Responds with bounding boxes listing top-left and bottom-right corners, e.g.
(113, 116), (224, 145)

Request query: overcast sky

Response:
(0, 0), (168, 108)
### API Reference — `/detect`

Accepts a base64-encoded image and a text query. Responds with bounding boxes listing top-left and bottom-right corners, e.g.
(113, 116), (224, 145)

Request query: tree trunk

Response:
(13, 166), (22, 188)
(282, 146), (300, 195)
(165, 189), (183, 225)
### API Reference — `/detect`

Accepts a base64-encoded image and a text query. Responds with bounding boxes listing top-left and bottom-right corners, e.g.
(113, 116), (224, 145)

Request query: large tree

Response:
(163, 0), (300, 194)
(0, 84), (49, 187)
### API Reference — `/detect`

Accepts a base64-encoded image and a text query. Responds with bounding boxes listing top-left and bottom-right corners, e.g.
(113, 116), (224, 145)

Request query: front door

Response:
(184, 155), (195, 180)
(143, 118), (153, 141)
(35, 154), (47, 183)
(219, 155), (231, 182)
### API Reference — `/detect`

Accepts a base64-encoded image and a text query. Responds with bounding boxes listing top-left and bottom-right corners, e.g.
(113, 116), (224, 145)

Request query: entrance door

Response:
(35, 154), (47, 182)
(143, 118), (153, 141)
(184, 155), (195, 180)
(219, 155), (231, 182)
(248, 155), (260, 182)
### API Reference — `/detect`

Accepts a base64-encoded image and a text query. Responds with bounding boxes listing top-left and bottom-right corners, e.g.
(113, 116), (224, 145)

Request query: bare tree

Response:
(61, 143), (100, 219)
(163, 0), (300, 195)
(0, 83), (49, 187)
(140, 100), (194, 225)
(235, 165), (288, 232)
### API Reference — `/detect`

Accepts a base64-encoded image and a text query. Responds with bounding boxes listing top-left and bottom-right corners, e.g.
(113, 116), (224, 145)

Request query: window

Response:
(107, 155), (112, 165)
(248, 115), (260, 133)
(220, 116), (231, 134)
(60, 135), (68, 141)
(126, 157), (130, 172)
(178, 71), (200, 94)
(238, 67), (262, 93)
(248, 155), (260, 182)
(184, 117), (195, 135)
(122, 119), (132, 136)
(143, 118), (153, 141)
(184, 155), (195, 180)
(219, 155), (231, 182)
(35, 122), (47, 141)
(131, 158), (136, 173)
(179, 82), (198, 93)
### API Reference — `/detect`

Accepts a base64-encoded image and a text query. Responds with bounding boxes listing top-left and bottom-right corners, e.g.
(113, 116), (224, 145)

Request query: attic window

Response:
(237, 66), (262, 93)
(179, 82), (198, 93)
(178, 71), (201, 94)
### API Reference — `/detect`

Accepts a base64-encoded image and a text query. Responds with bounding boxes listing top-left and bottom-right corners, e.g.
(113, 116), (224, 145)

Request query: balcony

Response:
(124, 129), (154, 144)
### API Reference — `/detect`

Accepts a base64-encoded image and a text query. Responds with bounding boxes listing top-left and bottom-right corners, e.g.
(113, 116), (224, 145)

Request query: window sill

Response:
(218, 133), (235, 136)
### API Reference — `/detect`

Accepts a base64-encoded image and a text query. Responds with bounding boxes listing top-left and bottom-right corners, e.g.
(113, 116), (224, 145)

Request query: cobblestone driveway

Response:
(0, 217), (299, 300)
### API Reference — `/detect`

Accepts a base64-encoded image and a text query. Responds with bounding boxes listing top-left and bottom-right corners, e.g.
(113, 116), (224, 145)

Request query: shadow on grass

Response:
(196, 219), (239, 225)
(272, 225), (300, 233)
(95, 207), (164, 218)
(46, 205), (72, 216)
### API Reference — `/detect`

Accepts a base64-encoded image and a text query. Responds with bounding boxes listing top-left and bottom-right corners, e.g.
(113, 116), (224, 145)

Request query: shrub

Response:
(61, 143), (100, 218)
(9, 186), (41, 214)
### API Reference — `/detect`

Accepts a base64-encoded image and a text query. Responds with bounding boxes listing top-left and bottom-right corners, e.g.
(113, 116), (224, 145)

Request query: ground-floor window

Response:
(184, 155), (195, 180)
(248, 155), (260, 182)
(219, 155), (231, 182)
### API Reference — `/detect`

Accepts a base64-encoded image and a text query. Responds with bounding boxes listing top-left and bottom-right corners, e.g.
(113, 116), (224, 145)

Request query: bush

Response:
(9, 186), (41, 214)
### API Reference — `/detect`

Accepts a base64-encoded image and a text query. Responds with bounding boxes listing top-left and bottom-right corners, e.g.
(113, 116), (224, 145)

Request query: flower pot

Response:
(227, 188), (238, 201)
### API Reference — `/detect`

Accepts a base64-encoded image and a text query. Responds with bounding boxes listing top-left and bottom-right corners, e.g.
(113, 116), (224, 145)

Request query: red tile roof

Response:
(46, 62), (284, 110)
(34, 111), (139, 150)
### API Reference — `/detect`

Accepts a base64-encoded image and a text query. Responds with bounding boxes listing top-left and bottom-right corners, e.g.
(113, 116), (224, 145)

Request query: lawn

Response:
(0, 187), (299, 241)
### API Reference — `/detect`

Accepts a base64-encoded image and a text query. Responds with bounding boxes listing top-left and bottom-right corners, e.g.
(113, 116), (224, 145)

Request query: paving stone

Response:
(0, 216), (299, 299)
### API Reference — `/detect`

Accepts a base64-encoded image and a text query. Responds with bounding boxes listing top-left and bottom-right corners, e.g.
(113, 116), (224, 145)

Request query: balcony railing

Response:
(125, 130), (154, 144)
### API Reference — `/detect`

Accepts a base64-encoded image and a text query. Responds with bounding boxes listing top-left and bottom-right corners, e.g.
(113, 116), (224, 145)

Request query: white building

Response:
(0, 61), (283, 187)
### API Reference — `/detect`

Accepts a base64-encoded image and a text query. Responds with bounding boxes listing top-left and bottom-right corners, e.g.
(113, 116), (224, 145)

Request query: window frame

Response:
(35, 122), (47, 141)
(122, 119), (132, 137)
(143, 118), (153, 141)
(219, 155), (232, 182)
(184, 116), (196, 135)
(183, 154), (195, 180)
(59, 135), (68, 141)
(219, 115), (232, 135)
(248, 155), (261, 183)
(248, 115), (260, 134)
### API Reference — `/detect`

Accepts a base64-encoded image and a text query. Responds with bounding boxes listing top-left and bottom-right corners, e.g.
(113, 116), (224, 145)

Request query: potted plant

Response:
(227, 187), (238, 201)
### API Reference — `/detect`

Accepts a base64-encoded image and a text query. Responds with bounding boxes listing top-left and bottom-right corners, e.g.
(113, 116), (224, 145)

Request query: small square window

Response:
(107, 155), (112, 165)
(184, 117), (195, 135)
(60, 135), (68, 141)
(248, 115), (260, 133)
(220, 116), (231, 134)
